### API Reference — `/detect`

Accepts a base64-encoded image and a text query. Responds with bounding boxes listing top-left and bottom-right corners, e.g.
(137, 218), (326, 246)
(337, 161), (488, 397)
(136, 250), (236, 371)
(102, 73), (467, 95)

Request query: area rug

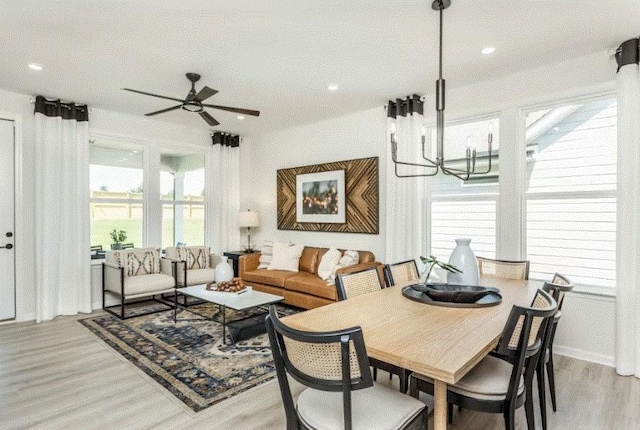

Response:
(79, 302), (296, 412)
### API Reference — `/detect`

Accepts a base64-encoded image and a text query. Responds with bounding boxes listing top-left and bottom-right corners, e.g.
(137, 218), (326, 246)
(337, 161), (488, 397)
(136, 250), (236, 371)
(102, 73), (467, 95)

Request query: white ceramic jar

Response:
(446, 238), (480, 285)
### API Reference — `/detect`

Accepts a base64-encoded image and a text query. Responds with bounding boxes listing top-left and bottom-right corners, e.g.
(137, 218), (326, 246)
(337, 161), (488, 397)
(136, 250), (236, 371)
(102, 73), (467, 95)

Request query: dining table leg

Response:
(434, 379), (448, 430)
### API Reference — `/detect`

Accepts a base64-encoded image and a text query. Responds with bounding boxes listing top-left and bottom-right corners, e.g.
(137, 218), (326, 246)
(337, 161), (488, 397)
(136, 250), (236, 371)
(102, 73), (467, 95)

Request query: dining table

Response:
(282, 277), (542, 430)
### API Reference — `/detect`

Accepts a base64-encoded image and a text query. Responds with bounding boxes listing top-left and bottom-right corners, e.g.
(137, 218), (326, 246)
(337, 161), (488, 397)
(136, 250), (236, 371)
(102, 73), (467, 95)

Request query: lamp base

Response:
(243, 247), (256, 253)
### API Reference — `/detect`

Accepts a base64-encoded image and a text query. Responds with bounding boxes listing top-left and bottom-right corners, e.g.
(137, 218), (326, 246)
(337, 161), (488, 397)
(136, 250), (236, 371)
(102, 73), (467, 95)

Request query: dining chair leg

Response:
(537, 365), (548, 430)
(503, 406), (515, 430)
(525, 384), (535, 430)
(399, 369), (409, 393)
(372, 366), (378, 381)
(547, 352), (557, 412)
(447, 403), (453, 424)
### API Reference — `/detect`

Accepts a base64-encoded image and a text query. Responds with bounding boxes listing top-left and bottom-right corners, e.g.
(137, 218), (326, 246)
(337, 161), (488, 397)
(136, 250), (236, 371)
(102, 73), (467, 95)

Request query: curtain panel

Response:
(385, 96), (428, 267)
(207, 133), (241, 254)
(615, 38), (640, 378)
(34, 96), (91, 322)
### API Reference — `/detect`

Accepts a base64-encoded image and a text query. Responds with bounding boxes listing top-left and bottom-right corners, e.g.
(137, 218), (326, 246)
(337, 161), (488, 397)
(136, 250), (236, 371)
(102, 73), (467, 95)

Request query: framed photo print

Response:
(296, 170), (346, 223)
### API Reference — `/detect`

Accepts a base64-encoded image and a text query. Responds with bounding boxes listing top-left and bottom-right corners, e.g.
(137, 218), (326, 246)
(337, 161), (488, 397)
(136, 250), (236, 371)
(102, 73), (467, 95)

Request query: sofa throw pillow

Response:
(317, 247), (342, 282)
(329, 250), (360, 284)
(258, 240), (274, 269)
(268, 242), (304, 272)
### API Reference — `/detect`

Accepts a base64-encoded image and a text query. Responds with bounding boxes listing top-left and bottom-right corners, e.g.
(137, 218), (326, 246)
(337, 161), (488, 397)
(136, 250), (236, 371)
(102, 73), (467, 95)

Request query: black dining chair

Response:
(265, 306), (427, 430)
(477, 257), (530, 280)
(336, 267), (411, 393)
(384, 259), (420, 288)
(409, 289), (557, 430)
(536, 276), (574, 430)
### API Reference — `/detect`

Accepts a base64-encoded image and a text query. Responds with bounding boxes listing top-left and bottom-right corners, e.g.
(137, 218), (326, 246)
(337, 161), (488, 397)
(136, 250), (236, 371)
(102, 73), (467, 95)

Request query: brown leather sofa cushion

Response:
(242, 269), (298, 288)
(299, 247), (319, 274)
(285, 272), (338, 301)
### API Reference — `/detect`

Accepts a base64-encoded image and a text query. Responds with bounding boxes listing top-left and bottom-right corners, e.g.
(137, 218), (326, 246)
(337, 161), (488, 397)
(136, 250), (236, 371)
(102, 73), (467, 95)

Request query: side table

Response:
(223, 250), (258, 277)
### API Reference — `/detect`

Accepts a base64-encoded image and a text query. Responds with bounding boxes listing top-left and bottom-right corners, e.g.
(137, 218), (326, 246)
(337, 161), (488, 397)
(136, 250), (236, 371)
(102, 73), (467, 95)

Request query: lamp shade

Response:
(238, 210), (260, 228)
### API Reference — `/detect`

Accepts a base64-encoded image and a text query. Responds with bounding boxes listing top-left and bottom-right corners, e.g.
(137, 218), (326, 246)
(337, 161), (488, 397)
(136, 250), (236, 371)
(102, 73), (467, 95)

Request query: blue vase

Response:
(446, 238), (480, 285)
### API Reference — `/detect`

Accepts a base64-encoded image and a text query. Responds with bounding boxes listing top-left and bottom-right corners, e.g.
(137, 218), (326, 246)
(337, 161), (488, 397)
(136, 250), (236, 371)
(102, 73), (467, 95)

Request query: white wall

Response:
(241, 49), (619, 366)
(241, 107), (387, 260)
(0, 88), (211, 321)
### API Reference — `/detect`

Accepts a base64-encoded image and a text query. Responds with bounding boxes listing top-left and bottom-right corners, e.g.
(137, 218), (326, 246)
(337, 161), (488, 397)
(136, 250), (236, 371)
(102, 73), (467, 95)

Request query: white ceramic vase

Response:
(215, 256), (234, 283)
(446, 238), (480, 285)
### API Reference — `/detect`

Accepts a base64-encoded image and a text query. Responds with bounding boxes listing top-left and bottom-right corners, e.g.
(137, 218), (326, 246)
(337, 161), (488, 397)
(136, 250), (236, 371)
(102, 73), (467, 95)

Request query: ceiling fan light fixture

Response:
(182, 101), (204, 113)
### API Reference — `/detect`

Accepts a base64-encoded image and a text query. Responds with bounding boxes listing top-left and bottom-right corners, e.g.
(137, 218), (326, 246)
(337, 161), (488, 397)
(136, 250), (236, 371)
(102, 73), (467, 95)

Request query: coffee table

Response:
(176, 284), (284, 344)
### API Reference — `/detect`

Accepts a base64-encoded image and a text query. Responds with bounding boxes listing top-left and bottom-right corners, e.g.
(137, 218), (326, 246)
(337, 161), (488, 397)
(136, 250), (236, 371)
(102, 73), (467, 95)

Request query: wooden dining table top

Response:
(282, 277), (542, 385)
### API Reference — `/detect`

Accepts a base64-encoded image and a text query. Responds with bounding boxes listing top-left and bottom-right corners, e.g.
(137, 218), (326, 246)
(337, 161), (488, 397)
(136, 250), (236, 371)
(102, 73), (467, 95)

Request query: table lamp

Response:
(238, 209), (260, 252)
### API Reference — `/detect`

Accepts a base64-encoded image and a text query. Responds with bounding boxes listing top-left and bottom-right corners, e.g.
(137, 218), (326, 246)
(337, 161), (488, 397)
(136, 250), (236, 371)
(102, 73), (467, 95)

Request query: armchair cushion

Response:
(166, 246), (210, 269)
(107, 248), (161, 277)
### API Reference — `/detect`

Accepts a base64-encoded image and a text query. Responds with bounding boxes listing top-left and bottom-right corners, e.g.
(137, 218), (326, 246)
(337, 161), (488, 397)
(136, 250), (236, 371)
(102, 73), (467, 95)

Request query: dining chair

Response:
(265, 306), (428, 430)
(537, 276), (574, 430)
(336, 267), (411, 393)
(384, 259), (420, 288)
(477, 257), (530, 280)
(409, 289), (557, 430)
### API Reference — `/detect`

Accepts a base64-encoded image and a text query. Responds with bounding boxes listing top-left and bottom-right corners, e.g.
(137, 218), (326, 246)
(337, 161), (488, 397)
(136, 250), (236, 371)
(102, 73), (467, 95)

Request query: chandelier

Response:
(390, 0), (493, 180)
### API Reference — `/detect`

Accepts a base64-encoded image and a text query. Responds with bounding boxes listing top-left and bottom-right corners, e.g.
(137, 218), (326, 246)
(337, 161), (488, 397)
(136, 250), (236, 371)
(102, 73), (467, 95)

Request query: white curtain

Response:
(615, 42), (640, 378)
(385, 111), (428, 267)
(208, 143), (241, 254)
(34, 100), (91, 322)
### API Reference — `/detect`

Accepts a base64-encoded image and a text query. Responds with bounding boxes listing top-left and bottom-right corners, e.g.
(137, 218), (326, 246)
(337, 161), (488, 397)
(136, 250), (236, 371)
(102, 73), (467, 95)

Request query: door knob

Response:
(6, 232), (12, 237)
(0, 244), (13, 249)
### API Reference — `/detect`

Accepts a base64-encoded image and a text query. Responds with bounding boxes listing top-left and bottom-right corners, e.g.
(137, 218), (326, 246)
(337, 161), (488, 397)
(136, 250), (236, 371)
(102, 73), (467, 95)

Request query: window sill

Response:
(569, 284), (615, 298)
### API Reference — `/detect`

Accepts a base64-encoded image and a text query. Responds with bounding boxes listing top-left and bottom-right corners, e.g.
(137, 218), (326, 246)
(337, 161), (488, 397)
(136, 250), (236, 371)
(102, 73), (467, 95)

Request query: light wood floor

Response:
(1, 311), (638, 429)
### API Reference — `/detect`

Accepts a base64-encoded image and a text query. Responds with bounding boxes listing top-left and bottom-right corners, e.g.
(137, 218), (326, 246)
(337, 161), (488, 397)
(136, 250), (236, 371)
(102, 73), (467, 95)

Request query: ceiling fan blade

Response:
(200, 111), (220, 126)
(122, 88), (184, 103)
(194, 86), (218, 102)
(201, 104), (260, 116)
(145, 105), (183, 116)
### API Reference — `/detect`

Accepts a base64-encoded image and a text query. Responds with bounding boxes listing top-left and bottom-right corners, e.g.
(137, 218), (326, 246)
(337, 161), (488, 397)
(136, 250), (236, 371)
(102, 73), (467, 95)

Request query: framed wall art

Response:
(296, 170), (345, 224)
(277, 156), (379, 234)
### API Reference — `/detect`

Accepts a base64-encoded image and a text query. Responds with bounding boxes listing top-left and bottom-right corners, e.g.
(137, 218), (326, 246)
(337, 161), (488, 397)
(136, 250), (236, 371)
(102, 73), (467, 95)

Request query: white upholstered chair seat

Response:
(297, 382), (425, 430)
(111, 273), (176, 296)
(413, 355), (524, 401)
(177, 267), (216, 286)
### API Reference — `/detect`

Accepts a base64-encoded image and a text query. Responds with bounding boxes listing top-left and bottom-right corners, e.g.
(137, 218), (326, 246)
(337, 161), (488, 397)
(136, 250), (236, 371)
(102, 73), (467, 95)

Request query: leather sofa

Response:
(239, 246), (381, 309)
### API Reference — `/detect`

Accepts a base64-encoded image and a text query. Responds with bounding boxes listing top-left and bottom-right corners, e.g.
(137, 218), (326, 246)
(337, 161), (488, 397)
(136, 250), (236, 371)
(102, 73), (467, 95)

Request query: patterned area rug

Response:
(80, 302), (296, 412)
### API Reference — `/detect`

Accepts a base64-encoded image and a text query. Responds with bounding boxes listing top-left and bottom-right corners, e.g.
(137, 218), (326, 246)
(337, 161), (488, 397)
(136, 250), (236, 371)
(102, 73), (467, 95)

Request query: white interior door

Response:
(0, 119), (15, 320)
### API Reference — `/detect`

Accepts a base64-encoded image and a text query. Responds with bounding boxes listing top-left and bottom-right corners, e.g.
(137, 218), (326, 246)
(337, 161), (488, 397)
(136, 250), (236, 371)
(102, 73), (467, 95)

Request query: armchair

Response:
(164, 246), (220, 287)
(102, 248), (177, 319)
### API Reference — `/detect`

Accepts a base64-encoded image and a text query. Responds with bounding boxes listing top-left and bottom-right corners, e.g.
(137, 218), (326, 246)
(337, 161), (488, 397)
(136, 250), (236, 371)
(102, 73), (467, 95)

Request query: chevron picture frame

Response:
(277, 157), (379, 234)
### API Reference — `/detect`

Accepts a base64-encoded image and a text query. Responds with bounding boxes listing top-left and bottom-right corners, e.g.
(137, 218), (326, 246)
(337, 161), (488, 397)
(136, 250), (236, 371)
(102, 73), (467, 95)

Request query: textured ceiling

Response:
(0, 0), (637, 136)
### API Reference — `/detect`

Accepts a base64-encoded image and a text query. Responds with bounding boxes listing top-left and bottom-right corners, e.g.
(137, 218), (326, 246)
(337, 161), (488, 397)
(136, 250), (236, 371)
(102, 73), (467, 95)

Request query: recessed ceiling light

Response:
(28, 63), (43, 71)
(237, 115), (245, 120)
(481, 47), (496, 55)
(327, 84), (339, 92)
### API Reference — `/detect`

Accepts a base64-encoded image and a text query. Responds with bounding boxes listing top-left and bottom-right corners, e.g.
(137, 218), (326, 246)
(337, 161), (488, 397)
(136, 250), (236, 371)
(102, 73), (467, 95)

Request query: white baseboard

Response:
(554, 345), (615, 368)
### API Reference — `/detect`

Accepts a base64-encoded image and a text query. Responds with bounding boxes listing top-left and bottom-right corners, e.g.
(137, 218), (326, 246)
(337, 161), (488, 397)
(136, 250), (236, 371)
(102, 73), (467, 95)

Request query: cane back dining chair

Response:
(265, 306), (427, 430)
(384, 259), (420, 288)
(409, 289), (557, 430)
(477, 257), (530, 280)
(536, 275), (574, 430)
(336, 267), (410, 393)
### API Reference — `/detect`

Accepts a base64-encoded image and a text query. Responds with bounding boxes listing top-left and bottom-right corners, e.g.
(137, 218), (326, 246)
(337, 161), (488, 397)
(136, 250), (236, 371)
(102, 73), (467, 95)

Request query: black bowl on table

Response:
(419, 283), (491, 303)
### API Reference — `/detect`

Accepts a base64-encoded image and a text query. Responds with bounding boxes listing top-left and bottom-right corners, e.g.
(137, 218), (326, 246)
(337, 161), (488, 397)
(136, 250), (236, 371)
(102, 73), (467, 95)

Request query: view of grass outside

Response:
(91, 217), (204, 250)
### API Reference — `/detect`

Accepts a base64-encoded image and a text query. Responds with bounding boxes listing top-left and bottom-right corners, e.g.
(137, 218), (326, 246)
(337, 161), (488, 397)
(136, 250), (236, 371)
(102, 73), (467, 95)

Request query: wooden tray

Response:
(402, 284), (502, 308)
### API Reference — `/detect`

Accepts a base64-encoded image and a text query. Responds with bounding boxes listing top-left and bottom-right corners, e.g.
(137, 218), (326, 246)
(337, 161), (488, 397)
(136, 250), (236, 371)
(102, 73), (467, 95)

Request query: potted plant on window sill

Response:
(110, 230), (127, 250)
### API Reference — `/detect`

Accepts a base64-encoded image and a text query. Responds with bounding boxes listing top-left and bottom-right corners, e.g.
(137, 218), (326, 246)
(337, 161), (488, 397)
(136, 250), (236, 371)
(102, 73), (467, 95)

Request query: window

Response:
(429, 117), (500, 261)
(90, 143), (144, 249)
(524, 97), (617, 288)
(160, 150), (205, 249)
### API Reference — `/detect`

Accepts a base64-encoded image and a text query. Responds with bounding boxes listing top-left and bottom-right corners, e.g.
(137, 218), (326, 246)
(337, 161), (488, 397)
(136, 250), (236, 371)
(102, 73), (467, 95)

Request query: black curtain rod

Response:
(34, 95), (89, 121)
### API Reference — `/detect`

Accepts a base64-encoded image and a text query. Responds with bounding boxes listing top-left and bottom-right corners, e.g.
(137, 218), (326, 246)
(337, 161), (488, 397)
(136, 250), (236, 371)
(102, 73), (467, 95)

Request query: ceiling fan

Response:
(122, 72), (260, 127)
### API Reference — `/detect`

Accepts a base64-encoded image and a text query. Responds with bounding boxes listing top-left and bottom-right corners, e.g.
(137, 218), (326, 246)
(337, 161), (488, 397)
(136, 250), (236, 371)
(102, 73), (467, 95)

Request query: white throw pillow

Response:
(329, 250), (360, 284)
(258, 240), (274, 269)
(317, 247), (342, 282)
(268, 242), (304, 272)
